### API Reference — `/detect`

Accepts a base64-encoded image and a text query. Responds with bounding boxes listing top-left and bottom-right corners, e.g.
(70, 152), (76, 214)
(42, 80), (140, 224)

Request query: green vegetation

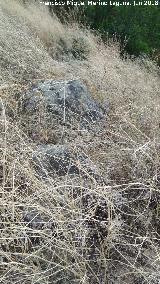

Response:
(52, 1), (160, 64)
(83, 3), (160, 62)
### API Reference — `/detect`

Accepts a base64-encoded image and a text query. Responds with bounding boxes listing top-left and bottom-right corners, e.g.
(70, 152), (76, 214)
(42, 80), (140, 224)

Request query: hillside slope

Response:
(0, 1), (160, 284)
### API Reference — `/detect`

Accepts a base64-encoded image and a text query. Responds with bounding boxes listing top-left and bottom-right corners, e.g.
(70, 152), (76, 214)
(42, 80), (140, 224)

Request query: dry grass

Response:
(0, 1), (160, 283)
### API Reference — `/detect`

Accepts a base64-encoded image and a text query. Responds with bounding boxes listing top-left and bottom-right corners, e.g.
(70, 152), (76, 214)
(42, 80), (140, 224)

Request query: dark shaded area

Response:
(50, 0), (160, 65)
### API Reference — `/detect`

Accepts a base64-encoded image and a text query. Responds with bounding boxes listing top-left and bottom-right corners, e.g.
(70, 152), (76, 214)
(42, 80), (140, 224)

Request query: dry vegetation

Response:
(0, 1), (160, 283)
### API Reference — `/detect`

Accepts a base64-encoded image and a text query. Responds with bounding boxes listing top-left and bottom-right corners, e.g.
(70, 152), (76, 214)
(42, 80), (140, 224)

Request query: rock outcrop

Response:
(23, 79), (105, 128)
(32, 144), (102, 182)
(22, 79), (107, 181)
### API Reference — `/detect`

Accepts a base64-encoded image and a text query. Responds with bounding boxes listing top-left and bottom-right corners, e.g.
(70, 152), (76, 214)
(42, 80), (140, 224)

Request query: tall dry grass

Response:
(0, 1), (160, 283)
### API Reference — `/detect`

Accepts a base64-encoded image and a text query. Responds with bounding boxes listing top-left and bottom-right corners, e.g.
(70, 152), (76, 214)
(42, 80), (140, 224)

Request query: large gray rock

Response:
(33, 144), (102, 180)
(23, 79), (105, 127)
(33, 144), (78, 177)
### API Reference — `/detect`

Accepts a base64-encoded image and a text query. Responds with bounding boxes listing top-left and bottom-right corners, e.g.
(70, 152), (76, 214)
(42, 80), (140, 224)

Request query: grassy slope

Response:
(0, 1), (160, 283)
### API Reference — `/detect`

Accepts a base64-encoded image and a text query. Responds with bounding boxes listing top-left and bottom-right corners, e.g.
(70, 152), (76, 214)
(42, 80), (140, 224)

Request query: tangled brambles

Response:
(0, 1), (160, 284)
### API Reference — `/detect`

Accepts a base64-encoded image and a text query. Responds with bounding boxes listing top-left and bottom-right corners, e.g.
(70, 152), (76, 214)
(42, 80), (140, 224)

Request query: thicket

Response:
(1, 1), (160, 284)
(51, 1), (160, 64)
